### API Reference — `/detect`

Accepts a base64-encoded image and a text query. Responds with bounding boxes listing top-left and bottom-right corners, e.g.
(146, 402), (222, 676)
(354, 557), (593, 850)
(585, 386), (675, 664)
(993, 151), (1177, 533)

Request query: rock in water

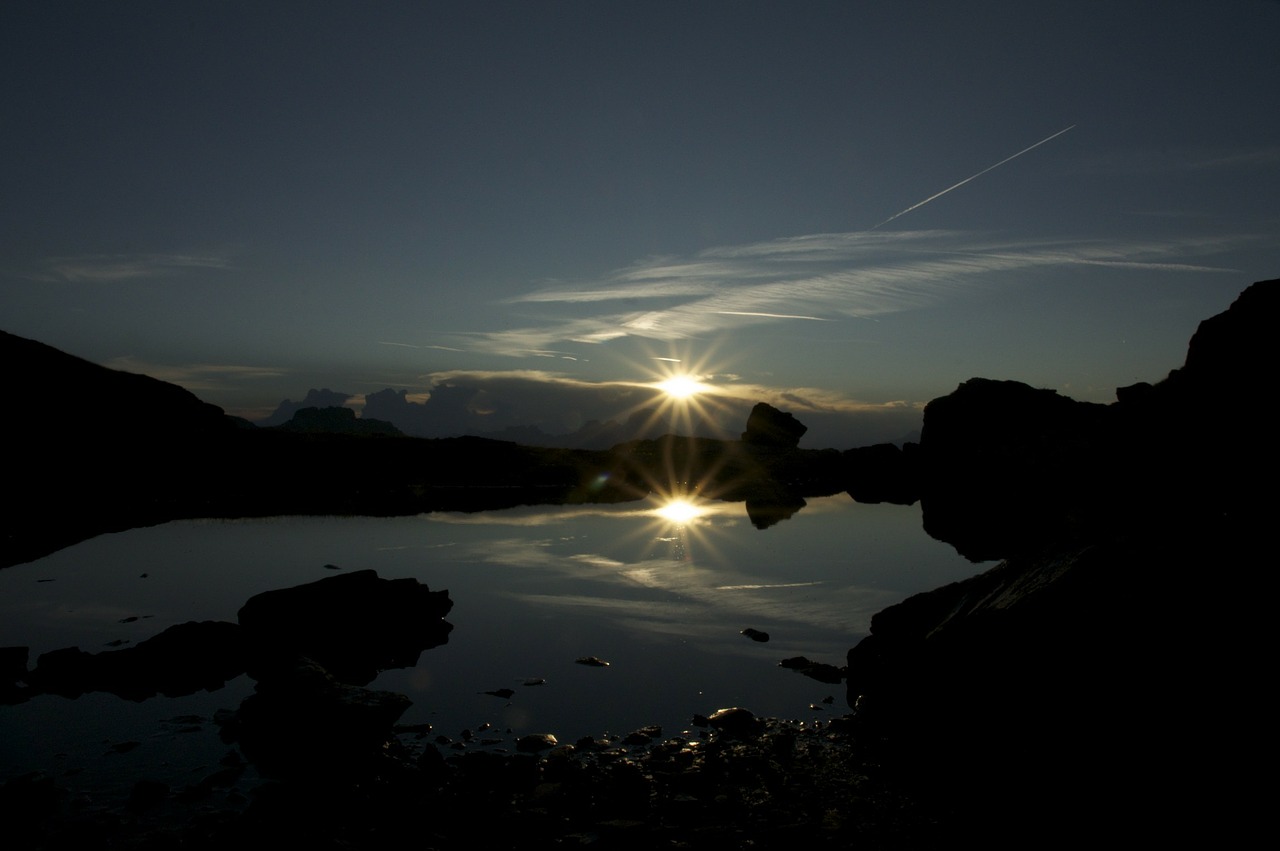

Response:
(516, 733), (558, 753)
(237, 569), (452, 685)
(707, 707), (763, 738)
(740, 402), (807, 448)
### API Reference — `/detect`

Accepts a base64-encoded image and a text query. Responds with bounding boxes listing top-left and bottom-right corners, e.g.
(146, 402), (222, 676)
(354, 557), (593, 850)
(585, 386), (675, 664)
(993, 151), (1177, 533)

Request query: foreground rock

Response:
(844, 280), (1276, 844)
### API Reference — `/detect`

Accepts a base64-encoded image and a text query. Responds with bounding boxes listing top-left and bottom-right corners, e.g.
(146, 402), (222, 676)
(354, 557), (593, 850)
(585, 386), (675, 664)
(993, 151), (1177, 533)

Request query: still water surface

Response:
(1, 494), (978, 799)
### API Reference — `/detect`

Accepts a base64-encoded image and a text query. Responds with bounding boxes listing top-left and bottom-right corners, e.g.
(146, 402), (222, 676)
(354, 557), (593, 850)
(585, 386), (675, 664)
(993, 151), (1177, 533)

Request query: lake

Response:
(0, 493), (978, 804)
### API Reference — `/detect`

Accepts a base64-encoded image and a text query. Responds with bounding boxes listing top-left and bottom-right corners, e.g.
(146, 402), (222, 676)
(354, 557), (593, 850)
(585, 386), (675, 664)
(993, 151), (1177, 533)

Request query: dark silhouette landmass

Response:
(841, 278), (1274, 844)
(1, 332), (845, 567)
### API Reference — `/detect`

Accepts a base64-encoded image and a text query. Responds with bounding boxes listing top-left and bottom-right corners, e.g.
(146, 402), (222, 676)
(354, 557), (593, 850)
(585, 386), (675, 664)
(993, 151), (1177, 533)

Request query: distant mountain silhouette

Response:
(275, 406), (402, 437)
(258, 388), (354, 427)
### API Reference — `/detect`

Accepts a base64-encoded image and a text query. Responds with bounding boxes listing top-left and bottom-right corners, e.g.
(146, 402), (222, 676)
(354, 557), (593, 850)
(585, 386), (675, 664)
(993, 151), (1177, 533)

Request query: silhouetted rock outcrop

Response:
(741, 402), (807, 448)
(842, 442), (920, 505)
(844, 279), (1276, 844)
(917, 378), (1111, 559)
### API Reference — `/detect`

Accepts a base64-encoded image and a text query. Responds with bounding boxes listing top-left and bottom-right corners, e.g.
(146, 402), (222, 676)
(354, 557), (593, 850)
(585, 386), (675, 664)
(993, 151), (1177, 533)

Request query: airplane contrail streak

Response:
(872, 125), (1076, 229)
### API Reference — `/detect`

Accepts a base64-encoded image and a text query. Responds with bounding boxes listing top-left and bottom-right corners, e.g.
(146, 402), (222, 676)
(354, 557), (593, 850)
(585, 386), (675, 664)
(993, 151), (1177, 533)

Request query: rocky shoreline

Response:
(6, 707), (932, 850)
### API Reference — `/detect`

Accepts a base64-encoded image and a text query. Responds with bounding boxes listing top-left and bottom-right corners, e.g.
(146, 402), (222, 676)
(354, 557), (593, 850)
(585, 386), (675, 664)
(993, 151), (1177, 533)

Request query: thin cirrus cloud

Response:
(39, 253), (234, 283)
(457, 229), (1238, 356)
(102, 356), (286, 392)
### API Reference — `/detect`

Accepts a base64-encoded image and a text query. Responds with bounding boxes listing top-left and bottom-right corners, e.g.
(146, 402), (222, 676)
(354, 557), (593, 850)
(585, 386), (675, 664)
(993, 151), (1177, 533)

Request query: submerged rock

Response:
(779, 656), (845, 684)
(515, 733), (559, 753)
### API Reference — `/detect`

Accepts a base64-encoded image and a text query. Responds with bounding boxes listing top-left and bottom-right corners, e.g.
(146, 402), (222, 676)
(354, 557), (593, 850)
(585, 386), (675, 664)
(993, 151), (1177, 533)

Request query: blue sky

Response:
(4, 2), (1278, 445)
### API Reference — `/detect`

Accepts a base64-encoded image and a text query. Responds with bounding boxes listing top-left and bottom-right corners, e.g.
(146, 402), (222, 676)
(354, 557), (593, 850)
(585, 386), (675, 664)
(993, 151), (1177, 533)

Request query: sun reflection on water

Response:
(652, 496), (707, 524)
(645, 492), (730, 564)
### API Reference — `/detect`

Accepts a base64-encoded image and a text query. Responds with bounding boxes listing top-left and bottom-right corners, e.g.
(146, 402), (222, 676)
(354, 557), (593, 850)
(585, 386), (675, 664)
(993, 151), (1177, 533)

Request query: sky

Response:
(4, 1), (1279, 447)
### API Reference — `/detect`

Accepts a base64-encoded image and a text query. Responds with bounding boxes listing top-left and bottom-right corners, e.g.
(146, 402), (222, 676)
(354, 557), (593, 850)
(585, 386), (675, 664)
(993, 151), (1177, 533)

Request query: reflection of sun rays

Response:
(644, 494), (728, 565)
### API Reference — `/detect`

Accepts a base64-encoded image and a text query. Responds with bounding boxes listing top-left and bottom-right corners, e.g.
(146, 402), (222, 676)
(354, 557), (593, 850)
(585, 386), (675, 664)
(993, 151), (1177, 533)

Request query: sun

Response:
(655, 374), (710, 399)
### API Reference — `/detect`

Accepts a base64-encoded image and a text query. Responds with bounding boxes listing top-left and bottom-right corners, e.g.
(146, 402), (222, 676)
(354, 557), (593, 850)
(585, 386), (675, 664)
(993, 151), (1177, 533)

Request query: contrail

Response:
(872, 125), (1076, 229)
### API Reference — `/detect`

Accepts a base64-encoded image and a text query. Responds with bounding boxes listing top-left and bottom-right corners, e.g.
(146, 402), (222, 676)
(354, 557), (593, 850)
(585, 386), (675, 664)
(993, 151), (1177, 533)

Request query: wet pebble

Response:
(516, 733), (558, 753)
(707, 707), (763, 738)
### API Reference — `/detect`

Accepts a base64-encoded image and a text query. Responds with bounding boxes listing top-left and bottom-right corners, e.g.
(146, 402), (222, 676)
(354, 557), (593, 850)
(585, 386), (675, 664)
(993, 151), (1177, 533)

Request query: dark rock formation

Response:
(917, 378), (1111, 559)
(868, 279), (1280, 561)
(27, 621), (245, 701)
(741, 402), (808, 448)
(7, 571), (452, 710)
(844, 280), (1276, 844)
(238, 569), (453, 685)
(842, 442), (920, 505)
(743, 492), (807, 529)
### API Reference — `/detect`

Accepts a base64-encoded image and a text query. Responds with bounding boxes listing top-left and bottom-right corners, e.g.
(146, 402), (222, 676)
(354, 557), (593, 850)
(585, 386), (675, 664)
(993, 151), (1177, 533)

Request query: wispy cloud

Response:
(714, 311), (832, 321)
(38, 252), (235, 283)
(454, 229), (1241, 357)
(103, 356), (286, 392)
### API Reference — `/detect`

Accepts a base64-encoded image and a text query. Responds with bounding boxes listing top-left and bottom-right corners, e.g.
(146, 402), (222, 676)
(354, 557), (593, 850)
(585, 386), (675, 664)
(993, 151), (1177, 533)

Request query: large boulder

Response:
(740, 402), (808, 448)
